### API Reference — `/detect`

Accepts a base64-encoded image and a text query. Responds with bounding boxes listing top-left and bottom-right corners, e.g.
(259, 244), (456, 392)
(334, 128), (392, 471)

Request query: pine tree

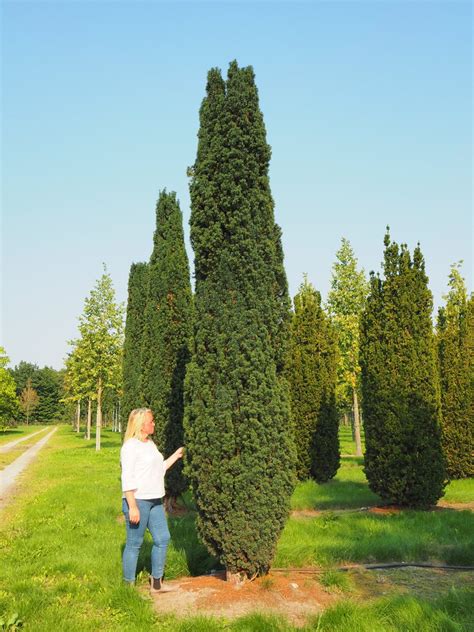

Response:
(360, 231), (445, 508)
(185, 61), (295, 580)
(141, 191), (192, 500)
(122, 262), (148, 419)
(437, 263), (474, 478)
(326, 238), (368, 456)
(289, 276), (339, 482)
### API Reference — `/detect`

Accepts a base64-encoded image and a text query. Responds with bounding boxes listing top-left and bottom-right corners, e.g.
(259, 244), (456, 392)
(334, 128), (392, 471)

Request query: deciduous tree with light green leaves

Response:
(289, 276), (339, 482)
(360, 231), (445, 508)
(185, 61), (295, 581)
(0, 347), (19, 430)
(140, 191), (193, 502)
(70, 266), (124, 450)
(326, 238), (368, 456)
(19, 378), (39, 425)
(437, 263), (474, 478)
(63, 342), (96, 436)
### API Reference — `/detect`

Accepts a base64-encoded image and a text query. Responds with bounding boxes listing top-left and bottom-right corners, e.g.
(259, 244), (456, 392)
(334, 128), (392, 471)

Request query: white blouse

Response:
(120, 438), (165, 499)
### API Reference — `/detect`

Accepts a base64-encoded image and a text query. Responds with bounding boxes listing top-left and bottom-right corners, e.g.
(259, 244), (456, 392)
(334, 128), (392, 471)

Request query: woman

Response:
(121, 407), (184, 591)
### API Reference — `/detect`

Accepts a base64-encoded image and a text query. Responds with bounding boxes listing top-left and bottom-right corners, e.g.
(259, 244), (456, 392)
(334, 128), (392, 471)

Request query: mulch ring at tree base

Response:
(146, 571), (338, 626)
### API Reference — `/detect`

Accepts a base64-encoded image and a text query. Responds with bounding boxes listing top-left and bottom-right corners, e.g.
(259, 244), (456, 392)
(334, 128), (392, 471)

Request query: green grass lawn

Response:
(291, 457), (474, 511)
(0, 425), (472, 631)
(443, 478), (474, 504)
(276, 509), (474, 567)
(339, 425), (365, 455)
(0, 424), (49, 446)
(0, 427), (55, 469)
(292, 457), (381, 510)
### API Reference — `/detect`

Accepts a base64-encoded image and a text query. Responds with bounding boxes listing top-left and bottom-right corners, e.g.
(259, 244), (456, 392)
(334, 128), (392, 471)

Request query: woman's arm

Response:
(121, 442), (140, 523)
(163, 447), (184, 472)
(124, 490), (140, 524)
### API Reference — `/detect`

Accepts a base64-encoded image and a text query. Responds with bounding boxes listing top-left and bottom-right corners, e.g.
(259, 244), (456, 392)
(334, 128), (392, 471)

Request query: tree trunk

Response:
(86, 398), (92, 440)
(226, 570), (245, 585)
(343, 412), (349, 427)
(353, 387), (362, 457)
(76, 400), (81, 433)
(118, 400), (122, 434)
(96, 379), (102, 452)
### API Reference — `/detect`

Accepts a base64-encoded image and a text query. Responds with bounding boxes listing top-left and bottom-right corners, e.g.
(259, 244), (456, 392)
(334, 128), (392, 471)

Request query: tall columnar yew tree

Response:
(436, 263), (474, 478)
(185, 61), (295, 580)
(122, 262), (148, 420)
(141, 191), (193, 500)
(326, 238), (368, 456)
(289, 276), (339, 482)
(360, 232), (445, 508)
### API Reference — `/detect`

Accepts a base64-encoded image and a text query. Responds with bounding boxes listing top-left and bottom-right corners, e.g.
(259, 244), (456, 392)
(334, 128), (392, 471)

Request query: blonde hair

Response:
(124, 408), (153, 442)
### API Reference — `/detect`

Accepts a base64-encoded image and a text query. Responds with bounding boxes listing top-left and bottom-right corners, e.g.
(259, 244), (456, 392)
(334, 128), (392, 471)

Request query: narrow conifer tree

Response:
(289, 276), (339, 482)
(122, 262), (148, 420)
(141, 190), (192, 500)
(185, 61), (295, 580)
(437, 263), (474, 478)
(360, 231), (445, 508)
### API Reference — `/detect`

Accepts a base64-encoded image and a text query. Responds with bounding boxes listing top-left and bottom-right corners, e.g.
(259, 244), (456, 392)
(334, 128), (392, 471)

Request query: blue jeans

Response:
(122, 498), (170, 582)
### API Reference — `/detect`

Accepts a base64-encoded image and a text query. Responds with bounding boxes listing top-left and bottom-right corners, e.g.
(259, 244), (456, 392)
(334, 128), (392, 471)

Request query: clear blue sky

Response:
(2, 1), (472, 370)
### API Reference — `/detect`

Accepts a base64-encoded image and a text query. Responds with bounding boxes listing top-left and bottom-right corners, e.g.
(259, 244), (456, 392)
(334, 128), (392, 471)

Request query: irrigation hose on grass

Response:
(270, 562), (474, 573)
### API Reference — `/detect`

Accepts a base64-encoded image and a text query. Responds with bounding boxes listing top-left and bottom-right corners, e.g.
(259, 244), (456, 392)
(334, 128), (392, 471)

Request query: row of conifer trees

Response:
(122, 61), (473, 579)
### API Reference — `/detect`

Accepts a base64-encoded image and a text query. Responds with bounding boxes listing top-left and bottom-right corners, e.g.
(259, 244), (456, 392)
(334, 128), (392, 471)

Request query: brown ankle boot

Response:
(149, 576), (162, 593)
(149, 576), (178, 594)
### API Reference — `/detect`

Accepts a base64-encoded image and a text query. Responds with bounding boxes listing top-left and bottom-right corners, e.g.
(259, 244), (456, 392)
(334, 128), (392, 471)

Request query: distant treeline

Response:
(8, 362), (65, 424)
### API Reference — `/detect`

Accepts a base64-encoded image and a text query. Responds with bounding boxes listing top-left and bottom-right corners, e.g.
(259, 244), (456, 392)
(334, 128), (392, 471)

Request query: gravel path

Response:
(0, 427), (58, 505)
(0, 427), (49, 453)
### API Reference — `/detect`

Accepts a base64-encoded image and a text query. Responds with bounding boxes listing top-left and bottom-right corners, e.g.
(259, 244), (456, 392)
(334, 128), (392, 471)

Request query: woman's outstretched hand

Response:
(164, 447), (185, 471)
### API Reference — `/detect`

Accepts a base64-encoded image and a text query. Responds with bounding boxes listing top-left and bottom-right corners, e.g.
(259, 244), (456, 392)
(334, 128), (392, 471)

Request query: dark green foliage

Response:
(141, 191), (192, 499)
(185, 61), (295, 577)
(35, 367), (65, 422)
(9, 362), (64, 423)
(122, 262), (148, 419)
(288, 277), (340, 482)
(437, 265), (474, 478)
(359, 231), (445, 508)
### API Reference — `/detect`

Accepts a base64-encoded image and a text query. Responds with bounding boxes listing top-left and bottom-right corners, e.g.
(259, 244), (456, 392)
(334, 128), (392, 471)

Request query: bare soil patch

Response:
(147, 567), (474, 626)
(147, 571), (338, 626)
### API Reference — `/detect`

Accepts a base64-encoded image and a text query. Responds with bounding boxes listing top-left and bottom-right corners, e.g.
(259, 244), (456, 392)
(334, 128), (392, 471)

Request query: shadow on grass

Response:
(292, 478), (381, 511)
(0, 429), (24, 437)
(341, 456), (365, 466)
(119, 511), (219, 579)
(74, 439), (119, 450)
(168, 513), (220, 576)
(277, 508), (474, 567)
